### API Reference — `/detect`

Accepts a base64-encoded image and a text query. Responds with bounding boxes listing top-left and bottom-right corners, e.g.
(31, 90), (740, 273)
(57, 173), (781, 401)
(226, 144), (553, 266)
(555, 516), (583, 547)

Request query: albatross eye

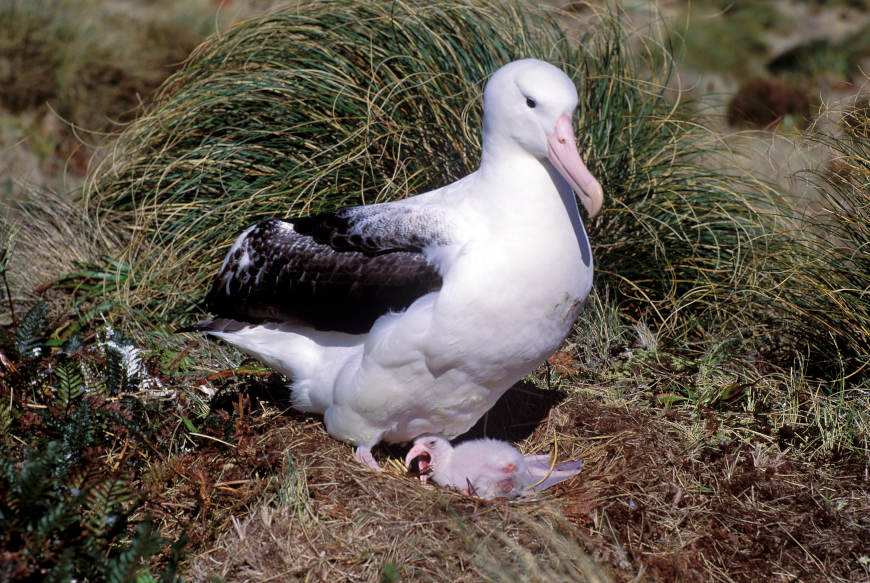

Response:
(525, 97), (536, 109)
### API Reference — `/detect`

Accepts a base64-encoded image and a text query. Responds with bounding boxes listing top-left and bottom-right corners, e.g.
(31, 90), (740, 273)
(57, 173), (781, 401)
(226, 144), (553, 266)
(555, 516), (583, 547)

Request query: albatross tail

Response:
(182, 319), (364, 414)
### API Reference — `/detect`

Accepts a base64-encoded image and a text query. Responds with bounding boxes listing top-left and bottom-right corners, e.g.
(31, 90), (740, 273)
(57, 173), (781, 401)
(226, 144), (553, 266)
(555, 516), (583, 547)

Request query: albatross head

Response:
(405, 434), (453, 484)
(482, 59), (604, 218)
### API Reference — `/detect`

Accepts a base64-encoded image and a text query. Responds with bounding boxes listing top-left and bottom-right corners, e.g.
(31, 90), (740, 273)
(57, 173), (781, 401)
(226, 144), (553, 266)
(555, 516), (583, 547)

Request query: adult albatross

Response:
(193, 58), (603, 469)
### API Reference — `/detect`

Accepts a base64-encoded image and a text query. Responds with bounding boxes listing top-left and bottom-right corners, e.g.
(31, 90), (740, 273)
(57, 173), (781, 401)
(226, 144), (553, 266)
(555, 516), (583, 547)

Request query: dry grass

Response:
(155, 369), (868, 583)
(0, 189), (124, 321)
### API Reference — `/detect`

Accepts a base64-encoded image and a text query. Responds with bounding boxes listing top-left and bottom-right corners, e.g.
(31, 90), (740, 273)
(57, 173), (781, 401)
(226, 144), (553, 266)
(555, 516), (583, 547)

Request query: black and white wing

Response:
(206, 203), (451, 334)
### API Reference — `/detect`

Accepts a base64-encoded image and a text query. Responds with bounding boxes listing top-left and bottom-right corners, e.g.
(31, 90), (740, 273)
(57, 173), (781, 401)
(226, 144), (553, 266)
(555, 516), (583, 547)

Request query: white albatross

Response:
(191, 58), (604, 470)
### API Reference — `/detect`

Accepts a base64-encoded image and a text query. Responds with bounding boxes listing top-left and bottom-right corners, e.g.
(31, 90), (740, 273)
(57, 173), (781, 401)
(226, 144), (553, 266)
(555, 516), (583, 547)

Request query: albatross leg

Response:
(354, 445), (383, 471)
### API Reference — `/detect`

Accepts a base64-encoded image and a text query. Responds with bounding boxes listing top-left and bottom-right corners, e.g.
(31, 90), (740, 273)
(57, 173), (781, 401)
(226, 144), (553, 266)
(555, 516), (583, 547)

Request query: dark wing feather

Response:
(207, 204), (447, 334)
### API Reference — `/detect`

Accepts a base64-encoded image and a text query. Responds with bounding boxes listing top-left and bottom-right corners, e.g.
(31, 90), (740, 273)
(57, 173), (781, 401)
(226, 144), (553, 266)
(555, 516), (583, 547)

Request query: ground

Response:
(141, 363), (868, 582)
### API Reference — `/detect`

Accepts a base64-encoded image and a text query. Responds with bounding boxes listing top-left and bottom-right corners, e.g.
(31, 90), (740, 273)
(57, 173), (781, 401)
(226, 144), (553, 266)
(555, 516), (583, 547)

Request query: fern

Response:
(101, 520), (165, 583)
(31, 498), (81, 548)
(39, 398), (98, 464)
(41, 548), (77, 583)
(84, 477), (133, 535)
(62, 332), (84, 353)
(13, 301), (46, 359)
(105, 342), (129, 394)
(54, 355), (85, 410)
(0, 291), (186, 580)
(0, 440), (183, 582)
(6, 441), (60, 511)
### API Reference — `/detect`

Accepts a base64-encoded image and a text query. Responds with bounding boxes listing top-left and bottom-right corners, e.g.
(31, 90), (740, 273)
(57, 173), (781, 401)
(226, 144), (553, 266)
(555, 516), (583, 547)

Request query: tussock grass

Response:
(87, 0), (587, 318)
(8, 190), (122, 289)
(85, 0), (783, 360)
(761, 100), (870, 378)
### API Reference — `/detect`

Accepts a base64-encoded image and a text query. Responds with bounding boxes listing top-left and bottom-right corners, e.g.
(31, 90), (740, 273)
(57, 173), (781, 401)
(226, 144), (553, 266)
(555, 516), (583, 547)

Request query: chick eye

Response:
(525, 97), (536, 109)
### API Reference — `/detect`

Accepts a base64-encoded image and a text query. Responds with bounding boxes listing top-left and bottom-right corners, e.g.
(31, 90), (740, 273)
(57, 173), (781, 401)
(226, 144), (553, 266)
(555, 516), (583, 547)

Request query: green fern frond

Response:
(101, 520), (164, 583)
(104, 343), (129, 395)
(31, 499), (81, 549)
(84, 477), (132, 535)
(14, 300), (47, 359)
(41, 547), (77, 583)
(54, 355), (85, 409)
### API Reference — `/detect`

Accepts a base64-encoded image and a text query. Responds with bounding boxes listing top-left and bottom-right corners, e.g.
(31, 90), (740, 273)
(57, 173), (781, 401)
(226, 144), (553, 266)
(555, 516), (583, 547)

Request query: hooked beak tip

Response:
(547, 115), (604, 219)
(583, 182), (604, 218)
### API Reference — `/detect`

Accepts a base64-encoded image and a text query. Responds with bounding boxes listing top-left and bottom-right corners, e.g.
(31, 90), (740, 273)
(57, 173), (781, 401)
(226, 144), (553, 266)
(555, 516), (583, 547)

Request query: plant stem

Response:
(2, 271), (16, 328)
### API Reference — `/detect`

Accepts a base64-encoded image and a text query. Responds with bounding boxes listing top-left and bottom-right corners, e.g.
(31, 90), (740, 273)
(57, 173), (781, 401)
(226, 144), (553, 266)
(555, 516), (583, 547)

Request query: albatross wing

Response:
(206, 202), (452, 334)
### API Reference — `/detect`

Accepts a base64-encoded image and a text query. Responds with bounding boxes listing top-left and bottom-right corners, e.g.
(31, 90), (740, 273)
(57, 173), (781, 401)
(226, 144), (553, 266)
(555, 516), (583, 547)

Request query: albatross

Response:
(406, 434), (584, 499)
(192, 58), (603, 470)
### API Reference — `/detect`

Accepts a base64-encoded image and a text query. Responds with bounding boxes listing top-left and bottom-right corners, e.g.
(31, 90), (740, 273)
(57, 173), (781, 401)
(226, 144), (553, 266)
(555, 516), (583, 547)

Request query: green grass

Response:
(667, 0), (781, 77)
(86, 0), (590, 318)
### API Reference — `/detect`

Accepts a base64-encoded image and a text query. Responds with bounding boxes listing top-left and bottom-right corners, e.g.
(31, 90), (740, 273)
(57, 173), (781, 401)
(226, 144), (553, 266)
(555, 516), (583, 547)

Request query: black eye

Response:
(525, 97), (536, 109)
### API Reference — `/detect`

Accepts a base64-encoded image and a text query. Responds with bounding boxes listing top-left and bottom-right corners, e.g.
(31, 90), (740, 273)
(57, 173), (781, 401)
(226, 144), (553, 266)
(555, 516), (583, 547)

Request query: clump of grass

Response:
(84, 0), (783, 362)
(773, 99), (870, 377)
(87, 0), (583, 319)
(0, 188), (125, 330)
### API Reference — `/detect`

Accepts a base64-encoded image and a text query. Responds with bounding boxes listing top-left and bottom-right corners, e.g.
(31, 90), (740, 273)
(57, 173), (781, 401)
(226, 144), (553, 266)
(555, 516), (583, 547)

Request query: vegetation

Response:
(0, 0), (229, 130)
(85, 0), (592, 319)
(1, 0), (868, 581)
(785, 97), (870, 373)
(668, 0), (781, 77)
(0, 300), (186, 582)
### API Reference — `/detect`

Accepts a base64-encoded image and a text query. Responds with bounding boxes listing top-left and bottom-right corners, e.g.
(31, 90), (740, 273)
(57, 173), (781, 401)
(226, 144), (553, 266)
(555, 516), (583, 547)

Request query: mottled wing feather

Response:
(292, 204), (450, 254)
(207, 204), (447, 334)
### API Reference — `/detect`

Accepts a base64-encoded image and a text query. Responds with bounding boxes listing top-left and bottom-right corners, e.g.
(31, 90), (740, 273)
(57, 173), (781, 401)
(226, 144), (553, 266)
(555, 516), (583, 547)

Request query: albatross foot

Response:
(354, 445), (383, 471)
